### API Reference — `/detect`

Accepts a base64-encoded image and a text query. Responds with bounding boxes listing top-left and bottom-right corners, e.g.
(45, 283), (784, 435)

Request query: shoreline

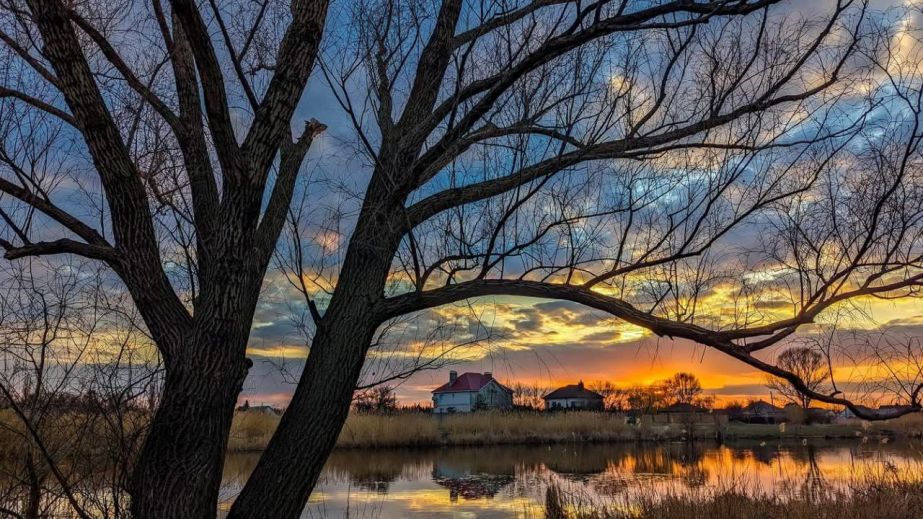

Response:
(228, 410), (923, 452)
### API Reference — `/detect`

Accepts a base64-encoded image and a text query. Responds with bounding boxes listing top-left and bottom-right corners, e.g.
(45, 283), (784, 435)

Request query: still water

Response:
(219, 440), (923, 518)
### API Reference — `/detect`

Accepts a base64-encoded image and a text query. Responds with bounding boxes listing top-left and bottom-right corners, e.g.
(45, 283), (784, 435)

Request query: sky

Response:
(1, 0), (921, 410)
(227, 0), (923, 410)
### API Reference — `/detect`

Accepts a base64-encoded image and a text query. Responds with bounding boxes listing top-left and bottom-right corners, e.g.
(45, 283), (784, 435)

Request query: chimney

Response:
(449, 371), (457, 384)
(484, 372), (492, 380)
(577, 380), (584, 389)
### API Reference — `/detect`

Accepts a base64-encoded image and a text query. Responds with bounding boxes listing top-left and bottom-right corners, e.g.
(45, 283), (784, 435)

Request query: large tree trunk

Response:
(228, 200), (401, 519)
(226, 310), (379, 519)
(130, 331), (251, 519)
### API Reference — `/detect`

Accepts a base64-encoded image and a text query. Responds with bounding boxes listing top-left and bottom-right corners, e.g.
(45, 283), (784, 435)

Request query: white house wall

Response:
(432, 391), (475, 413)
(546, 397), (598, 409)
(432, 380), (513, 413)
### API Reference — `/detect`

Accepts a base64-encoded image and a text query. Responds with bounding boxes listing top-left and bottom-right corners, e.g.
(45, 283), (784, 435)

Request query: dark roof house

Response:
(738, 400), (786, 423)
(543, 381), (604, 410)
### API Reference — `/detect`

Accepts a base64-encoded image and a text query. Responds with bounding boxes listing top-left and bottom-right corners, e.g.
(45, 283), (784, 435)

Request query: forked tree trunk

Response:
(130, 334), (250, 519)
(228, 203), (400, 519)
(226, 311), (379, 519)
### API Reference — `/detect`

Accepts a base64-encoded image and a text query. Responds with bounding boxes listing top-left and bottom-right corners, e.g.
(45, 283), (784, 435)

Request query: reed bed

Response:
(226, 409), (923, 451)
(339, 410), (633, 448)
(228, 409), (281, 451)
(228, 410), (633, 450)
(544, 467), (923, 519)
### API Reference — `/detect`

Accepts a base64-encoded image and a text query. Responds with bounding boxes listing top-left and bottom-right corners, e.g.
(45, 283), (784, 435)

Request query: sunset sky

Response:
(220, 0), (923, 410)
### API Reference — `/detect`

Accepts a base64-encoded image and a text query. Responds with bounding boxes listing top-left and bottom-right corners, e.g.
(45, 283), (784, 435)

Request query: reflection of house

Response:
(432, 450), (515, 501)
(543, 381), (604, 410)
(738, 400), (786, 424)
(641, 403), (727, 426)
(433, 473), (514, 502)
(432, 371), (513, 413)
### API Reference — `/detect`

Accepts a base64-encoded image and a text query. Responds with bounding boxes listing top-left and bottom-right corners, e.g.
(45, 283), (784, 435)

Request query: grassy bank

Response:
(227, 410), (923, 451)
(228, 410), (634, 450)
(544, 472), (923, 519)
(5, 408), (916, 454)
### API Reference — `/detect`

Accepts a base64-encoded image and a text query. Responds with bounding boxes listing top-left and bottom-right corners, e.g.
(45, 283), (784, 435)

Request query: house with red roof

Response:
(432, 371), (513, 413)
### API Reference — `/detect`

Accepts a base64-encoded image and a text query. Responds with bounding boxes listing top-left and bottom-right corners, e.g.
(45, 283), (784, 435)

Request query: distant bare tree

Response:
(587, 381), (622, 411)
(1, 1), (922, 517)
(0, 259), (157, 518)
(626, 385), (667, 414)
(351, 385), (397, 413)
(511, 382), (548, 409)
(661, 373), (704, 406)
(767, 347), (830, 409)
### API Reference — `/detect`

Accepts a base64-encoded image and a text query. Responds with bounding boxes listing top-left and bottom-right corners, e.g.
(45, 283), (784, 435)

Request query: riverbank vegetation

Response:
(543, 468), (923, 519)
(4, 407), (920, 456)
(225, 410), (923, 452)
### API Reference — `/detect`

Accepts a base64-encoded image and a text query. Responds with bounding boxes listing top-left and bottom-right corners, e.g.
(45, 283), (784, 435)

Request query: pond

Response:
(218, 440), (923, 518)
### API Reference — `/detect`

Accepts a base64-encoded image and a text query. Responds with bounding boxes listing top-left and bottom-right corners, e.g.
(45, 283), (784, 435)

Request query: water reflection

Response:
(220, 441), (923, 518)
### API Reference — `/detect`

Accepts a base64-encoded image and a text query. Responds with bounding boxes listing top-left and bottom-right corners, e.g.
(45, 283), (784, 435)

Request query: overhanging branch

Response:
(376, 278), (921, 420)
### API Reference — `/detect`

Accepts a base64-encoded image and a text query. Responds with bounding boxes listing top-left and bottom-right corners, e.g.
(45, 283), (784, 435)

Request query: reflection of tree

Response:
(750, 444), (782, 466)
(326, 449), (427, 493)
(799, 446), (827, 501)
(724, 440), (784, 467)
(678, 443), (709, 488)
(543, 445), (610, 478)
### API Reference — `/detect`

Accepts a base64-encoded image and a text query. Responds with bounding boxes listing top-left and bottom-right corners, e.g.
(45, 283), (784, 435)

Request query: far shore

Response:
(227, 409), (923, 452)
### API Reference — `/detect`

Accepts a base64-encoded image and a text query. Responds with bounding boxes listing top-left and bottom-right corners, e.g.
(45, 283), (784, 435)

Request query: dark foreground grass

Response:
(544, 471), (923, 519)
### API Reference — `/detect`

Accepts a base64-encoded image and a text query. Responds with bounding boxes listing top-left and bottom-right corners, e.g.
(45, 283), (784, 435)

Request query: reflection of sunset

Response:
(219, 443), (923, 518)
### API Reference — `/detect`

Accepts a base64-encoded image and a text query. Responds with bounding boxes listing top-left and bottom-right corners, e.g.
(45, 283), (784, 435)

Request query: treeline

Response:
(512, 372), (716, 412)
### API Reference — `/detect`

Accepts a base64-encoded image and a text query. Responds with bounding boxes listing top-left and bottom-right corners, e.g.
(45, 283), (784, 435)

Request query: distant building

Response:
(641, 402), (727, 426)
(543, 381), (604, 411)
(432, 371), (513, 413)
(834, 405), (873, 422)
(783, 403), (835, 424)
(236, 400), (282, 415)
(738, 400), (786, 424)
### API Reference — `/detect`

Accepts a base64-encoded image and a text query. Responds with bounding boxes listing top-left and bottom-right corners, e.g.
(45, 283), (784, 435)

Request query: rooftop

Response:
(543, 382), (603, 401)
(432, 372), (510, 394)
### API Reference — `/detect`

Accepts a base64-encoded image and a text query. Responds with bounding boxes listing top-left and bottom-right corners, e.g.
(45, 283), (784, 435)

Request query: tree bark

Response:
(228, 196), (401, 519)
(130, 330), (250, 519)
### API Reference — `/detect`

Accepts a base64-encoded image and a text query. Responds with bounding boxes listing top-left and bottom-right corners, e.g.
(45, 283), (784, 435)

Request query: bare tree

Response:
(511, 382), (548, 409)
(626, 385), (667, 414)
(0, 1), (921, 518)
(767, 347), (831, 409)
(0, 259), (157, 519)
(351, 385), (397, 413)
(661, 373), (704, 406)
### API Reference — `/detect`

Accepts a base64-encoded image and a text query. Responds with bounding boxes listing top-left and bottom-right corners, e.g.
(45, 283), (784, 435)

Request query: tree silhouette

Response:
(0, 1), (921, 518)
(767, 347), (830, 409)
(662, 373), (704, 406)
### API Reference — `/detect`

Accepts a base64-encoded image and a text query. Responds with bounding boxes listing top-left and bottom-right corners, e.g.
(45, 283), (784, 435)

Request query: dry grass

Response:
(544, 469), (923, 519)
(229, 410), (633, 450)
(338, 410), (633, 448)
(226, 409), (923, 451)
(872, 412), (923, 437)
(228, 410), (281, 451)
(9, 408), (922, 453)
